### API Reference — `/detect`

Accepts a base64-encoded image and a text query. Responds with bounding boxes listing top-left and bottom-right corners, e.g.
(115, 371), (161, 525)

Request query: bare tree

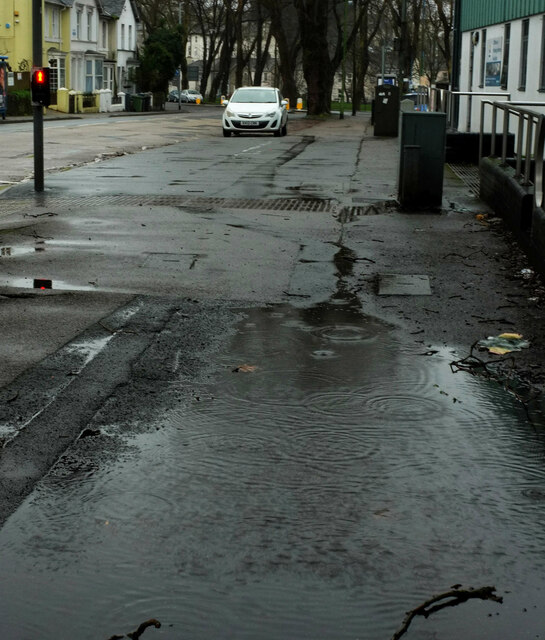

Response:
(134, 0), (191, 88)
(353, 0), (386, 108)
(259, 0), (300, 102)
(291, 0), (371, 115)
(190, 0), (227, 97)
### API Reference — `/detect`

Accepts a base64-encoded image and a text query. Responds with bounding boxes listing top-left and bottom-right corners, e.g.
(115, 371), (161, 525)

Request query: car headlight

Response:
(225, 108), (236, 118)
(265, 111), (277, 118)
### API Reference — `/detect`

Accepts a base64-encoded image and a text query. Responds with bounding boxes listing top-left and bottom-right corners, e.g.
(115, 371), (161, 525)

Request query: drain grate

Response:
(449, 163), (480, 194)
(337, 200), (397, 223)
(0, 194), (396, 219)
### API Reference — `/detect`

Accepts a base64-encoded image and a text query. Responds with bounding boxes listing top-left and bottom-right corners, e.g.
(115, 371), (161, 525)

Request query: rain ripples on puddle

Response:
(1, 303), (545, 639)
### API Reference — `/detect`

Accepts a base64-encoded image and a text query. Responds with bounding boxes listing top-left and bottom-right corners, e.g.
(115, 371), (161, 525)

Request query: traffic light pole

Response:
(32, 0), (44, 192)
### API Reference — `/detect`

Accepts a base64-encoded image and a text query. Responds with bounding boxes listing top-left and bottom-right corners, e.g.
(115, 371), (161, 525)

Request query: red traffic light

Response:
(31, 67), (51, 106)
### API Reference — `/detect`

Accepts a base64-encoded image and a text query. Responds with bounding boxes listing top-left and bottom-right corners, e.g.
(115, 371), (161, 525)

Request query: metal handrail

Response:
(479, 100), (545, 208)
(429, 88), (511, 128)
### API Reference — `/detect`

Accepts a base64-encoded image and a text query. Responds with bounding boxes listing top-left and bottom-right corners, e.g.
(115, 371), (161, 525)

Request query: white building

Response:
(101, 0), (139, 94)
(457, 0), (545, 132)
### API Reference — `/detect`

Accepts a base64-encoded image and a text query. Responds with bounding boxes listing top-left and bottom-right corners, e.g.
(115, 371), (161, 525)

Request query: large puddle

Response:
(1, 301), (545, 639)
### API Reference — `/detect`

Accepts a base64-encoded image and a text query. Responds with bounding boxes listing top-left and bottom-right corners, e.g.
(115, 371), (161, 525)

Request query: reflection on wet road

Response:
(1, 300), (545, 639)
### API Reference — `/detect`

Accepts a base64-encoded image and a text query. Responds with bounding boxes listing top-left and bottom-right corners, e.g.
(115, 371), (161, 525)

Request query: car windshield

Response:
(231, 89), (277, 104)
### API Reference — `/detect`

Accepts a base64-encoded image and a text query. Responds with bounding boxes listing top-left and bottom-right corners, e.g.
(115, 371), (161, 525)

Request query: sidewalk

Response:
(1, 112), (545, 403)
(0, 102), (223, 125)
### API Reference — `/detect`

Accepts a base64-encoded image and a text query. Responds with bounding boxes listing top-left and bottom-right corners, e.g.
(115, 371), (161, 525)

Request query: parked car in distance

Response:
(168, 90), (186, 103)
(181, 89), (203, 103)
(222, 87), (288, 137)
(168, 89), (203, 103)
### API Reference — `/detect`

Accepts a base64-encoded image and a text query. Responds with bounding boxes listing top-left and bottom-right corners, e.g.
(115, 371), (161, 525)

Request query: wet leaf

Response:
(233, 364), (257, 373)
(477, 333), (530, 354)
(488, 346), (512, 355)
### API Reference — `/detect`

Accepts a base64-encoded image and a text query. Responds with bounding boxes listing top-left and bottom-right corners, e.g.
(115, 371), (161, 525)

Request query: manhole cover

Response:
(378, 274), (432, 296)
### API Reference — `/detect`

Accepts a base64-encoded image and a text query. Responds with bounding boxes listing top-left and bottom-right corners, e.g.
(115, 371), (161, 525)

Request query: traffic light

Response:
(31, 67), (51, 107)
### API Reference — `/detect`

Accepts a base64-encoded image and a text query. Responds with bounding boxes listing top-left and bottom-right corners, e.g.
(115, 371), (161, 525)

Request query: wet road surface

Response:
(2, 113), (545, 639)
(1, 298), (545, 639)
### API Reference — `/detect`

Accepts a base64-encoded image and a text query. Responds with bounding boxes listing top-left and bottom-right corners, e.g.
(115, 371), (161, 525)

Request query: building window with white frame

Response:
(86, 59), (93, 91)
(128, 25), (133, 50)
(101, 21), (108, 49)
(519, 18), (529, 91)
(121, 24), (125, 49)
(76, 8), (82, 39)
(87, 9), (93, 41)
(95, 60), (103, 89)
(46, 6), (60, 39)
(104, 65), (114, 91)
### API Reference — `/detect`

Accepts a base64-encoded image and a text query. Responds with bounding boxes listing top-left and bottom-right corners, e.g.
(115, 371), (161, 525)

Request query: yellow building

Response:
(0, 0), (33, 71)
(0, 0), (72, 73)
(1, 0), (139, 112)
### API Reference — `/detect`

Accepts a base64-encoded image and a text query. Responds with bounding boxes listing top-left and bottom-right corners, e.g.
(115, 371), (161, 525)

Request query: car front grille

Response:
(232, 120), (268, 129)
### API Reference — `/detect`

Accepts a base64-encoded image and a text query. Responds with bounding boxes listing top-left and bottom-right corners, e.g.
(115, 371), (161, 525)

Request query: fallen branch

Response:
(449, 341), (515, 378)
(107, 618), (161, 640)
(127, 619), (161, 640)
(391, 586), (503, 640)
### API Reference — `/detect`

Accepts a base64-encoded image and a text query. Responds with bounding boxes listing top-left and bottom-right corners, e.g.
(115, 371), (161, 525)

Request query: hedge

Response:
(7, 90), (32, 116)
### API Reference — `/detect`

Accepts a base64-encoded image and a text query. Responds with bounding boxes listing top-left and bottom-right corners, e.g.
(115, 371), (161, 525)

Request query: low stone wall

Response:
(447, 132), (515, 164)
(479, 156), (545, 274)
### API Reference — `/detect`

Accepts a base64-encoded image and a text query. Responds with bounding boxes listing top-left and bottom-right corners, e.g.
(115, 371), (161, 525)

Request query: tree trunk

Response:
(294, 0), (334, 115)
(234, 0), (245, 87)
(266, 0), (300, 104)
(209, 10), (235, 99)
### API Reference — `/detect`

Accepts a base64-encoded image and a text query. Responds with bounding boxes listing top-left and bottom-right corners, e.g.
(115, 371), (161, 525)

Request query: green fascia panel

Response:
(461, 0), (545, 31)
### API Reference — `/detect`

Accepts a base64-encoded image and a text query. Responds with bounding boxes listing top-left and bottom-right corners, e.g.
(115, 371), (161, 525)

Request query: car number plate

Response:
(240, 120), (260, 126)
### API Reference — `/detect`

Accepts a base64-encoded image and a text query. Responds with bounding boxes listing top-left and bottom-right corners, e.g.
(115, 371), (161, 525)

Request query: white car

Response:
(222, 87), (288, 137)
(182, 89), (203, 103)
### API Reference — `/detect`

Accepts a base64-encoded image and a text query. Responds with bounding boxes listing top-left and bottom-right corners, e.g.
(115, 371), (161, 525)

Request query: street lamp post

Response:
(178, 1), (182, 111)
(340, 0), (348, 119)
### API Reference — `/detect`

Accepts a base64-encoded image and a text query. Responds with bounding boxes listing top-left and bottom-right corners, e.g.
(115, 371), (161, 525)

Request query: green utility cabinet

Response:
(398, 111), (447, 210)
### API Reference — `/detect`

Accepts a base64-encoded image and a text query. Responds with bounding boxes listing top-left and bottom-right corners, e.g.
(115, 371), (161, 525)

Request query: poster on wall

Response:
(485, 37), (503, 86)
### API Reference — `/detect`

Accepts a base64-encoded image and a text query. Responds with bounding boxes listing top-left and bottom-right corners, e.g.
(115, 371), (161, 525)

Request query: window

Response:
(501, 23), (510, 89)
(121, 24), (125, 49)
(87, 10), (93, 40)
(46, 6), (60, 39)
(104, 65), (114, 91)
(540, 17), (545, 90)
(85, 58), (103, 92)
(94, 60), (103, 89)
(86, 59), (93, 92)
(76, 8), (82, 39)
(52, 7), (59, 38)
(49, 62), (58, 90)
(519, 19), (529, 90)
(128, 25), (132, 50)
(101, 21), (107, 49)
(479, 29), (487, 87)
(48, 58), (66, 89)
(59, 58), (66, 88)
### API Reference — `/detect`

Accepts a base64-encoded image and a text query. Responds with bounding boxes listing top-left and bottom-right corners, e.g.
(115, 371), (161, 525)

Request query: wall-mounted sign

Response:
(485, 37), (502, 87)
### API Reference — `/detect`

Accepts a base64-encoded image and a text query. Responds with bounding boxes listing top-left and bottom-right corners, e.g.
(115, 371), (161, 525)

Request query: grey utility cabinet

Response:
(398, 111), (447, 210)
